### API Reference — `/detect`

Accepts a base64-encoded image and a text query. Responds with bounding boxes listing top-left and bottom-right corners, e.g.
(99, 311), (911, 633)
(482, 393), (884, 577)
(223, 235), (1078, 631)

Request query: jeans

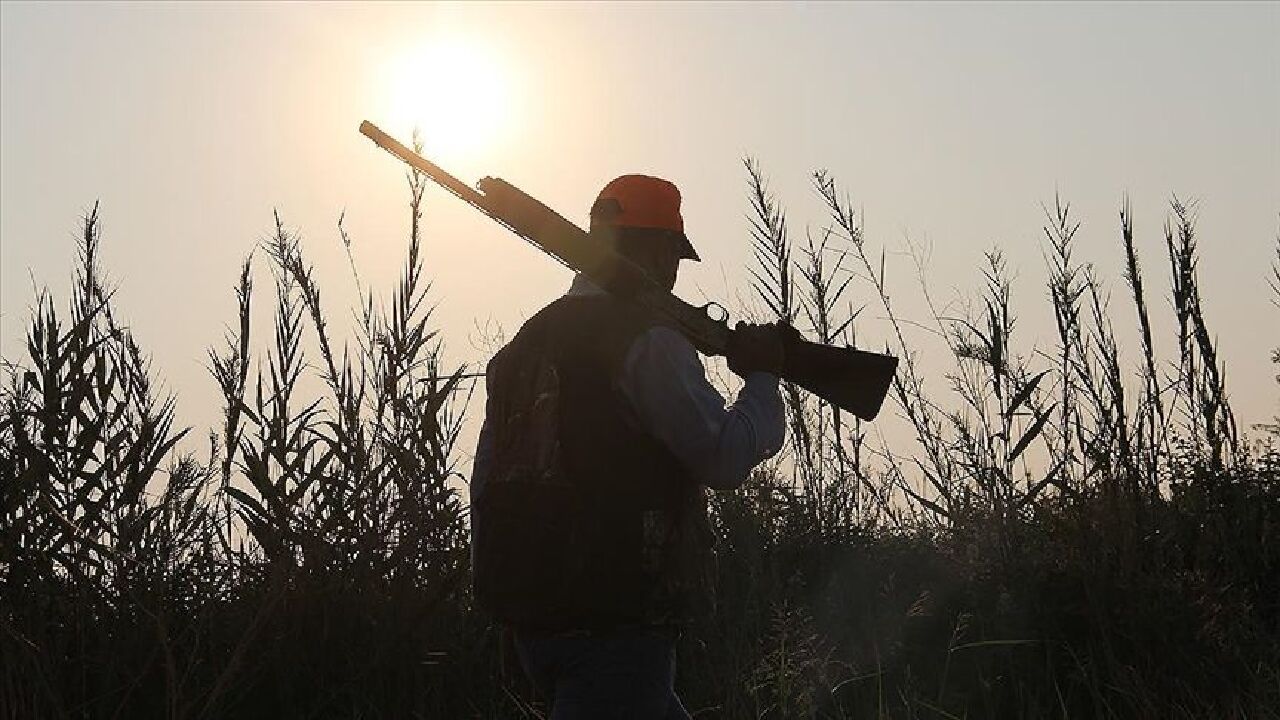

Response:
(514, 625), (692, 720)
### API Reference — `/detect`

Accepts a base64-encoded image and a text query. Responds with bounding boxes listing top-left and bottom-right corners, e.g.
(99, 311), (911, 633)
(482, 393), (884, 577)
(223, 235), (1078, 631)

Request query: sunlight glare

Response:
(379, 35), (513, 170)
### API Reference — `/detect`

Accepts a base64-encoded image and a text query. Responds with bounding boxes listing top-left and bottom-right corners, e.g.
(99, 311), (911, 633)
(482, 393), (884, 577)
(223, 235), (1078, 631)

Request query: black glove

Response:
(726, 322), (789, 378)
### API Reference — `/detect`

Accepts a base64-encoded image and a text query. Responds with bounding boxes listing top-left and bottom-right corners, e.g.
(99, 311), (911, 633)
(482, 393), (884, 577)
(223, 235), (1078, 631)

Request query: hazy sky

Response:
(3, 2), (1277, 461)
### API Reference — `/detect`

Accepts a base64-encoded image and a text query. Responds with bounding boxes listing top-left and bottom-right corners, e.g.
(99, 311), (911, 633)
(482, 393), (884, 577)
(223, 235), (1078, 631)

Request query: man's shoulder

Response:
(488, 296), (663, 371)
(498, 297), (588, 348)
(631, 324), (696, 357)
(622, 325), (704, 387)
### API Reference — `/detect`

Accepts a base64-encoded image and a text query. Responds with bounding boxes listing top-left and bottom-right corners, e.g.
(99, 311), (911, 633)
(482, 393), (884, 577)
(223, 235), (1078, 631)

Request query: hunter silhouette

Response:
(471, 175), (786, 718)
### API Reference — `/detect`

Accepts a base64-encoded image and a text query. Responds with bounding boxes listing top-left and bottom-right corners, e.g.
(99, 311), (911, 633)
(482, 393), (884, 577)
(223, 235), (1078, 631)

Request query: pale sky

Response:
(3, 2), (1278, 463)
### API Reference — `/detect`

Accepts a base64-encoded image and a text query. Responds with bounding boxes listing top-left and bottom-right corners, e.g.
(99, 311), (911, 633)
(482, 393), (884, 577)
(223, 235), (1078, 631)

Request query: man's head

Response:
(589, 174), (699, 292)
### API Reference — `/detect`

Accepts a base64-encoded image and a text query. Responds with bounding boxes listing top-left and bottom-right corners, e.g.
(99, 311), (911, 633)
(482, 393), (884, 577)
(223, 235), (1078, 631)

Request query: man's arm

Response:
(620, 325), (785, 491)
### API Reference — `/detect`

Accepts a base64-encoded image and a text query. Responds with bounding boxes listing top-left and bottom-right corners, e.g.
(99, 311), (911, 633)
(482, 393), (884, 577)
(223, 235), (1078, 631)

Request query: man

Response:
(471, 174), (786, 718)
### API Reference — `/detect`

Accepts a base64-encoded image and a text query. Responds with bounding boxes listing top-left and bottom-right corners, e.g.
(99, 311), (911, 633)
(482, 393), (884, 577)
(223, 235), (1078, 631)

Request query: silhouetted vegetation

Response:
(3, 160), (1277, 718)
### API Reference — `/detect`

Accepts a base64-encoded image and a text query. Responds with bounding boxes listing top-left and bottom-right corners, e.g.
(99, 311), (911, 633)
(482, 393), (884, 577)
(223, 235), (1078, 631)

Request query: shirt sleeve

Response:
(618, 325), (785, 491)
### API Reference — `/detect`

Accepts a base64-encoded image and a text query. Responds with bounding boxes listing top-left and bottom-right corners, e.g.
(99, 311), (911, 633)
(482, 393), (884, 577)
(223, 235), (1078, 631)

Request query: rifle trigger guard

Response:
(700, 301), (729, 324)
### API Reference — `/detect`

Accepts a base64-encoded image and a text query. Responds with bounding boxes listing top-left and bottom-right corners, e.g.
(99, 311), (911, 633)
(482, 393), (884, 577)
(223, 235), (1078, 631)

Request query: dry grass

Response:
(1, 163), (1277, 718)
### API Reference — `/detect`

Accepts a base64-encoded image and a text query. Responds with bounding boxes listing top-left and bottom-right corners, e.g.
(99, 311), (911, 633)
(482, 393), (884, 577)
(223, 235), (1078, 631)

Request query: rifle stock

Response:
(359, 121), (898, 420)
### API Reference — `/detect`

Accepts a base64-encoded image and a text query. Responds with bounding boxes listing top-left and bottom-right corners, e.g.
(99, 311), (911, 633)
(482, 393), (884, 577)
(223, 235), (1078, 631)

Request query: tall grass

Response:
(722, 167), (1279, 718)
(2, 152), (490, 718)
(2, 163), (1277, 718)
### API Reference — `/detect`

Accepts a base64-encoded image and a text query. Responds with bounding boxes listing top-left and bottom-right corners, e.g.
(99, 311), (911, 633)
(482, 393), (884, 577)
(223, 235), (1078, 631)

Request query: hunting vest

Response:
(472, 294), (714, 631)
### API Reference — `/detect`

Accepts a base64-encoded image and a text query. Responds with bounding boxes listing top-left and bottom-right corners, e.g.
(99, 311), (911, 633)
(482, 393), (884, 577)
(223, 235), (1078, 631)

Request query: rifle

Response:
(359, 121), (898, 420)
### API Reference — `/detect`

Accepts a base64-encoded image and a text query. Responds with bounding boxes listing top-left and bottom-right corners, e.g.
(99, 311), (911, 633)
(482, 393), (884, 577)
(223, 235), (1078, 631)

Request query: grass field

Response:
(3, 160), (1277, 719)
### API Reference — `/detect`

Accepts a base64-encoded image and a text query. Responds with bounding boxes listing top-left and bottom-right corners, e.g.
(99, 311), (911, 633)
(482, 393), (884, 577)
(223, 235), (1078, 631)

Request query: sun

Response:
(379, 35), (513, 169)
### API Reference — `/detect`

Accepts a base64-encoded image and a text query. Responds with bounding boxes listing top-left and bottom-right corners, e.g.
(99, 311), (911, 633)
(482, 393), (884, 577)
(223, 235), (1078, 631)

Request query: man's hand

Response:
(726, 322), (791, 378)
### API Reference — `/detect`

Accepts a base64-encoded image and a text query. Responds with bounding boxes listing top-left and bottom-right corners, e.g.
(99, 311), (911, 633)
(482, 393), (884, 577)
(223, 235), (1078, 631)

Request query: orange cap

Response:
(591, 174), (700, 261)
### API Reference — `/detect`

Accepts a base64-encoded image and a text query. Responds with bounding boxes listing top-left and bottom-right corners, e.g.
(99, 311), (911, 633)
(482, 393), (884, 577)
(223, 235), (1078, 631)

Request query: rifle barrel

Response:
(359, 121), (486, 208)
(357, 121), (898, 421)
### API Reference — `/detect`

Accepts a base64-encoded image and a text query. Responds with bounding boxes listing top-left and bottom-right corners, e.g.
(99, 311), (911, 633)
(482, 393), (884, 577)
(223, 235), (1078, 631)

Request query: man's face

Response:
(611, 227), (683, 292)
